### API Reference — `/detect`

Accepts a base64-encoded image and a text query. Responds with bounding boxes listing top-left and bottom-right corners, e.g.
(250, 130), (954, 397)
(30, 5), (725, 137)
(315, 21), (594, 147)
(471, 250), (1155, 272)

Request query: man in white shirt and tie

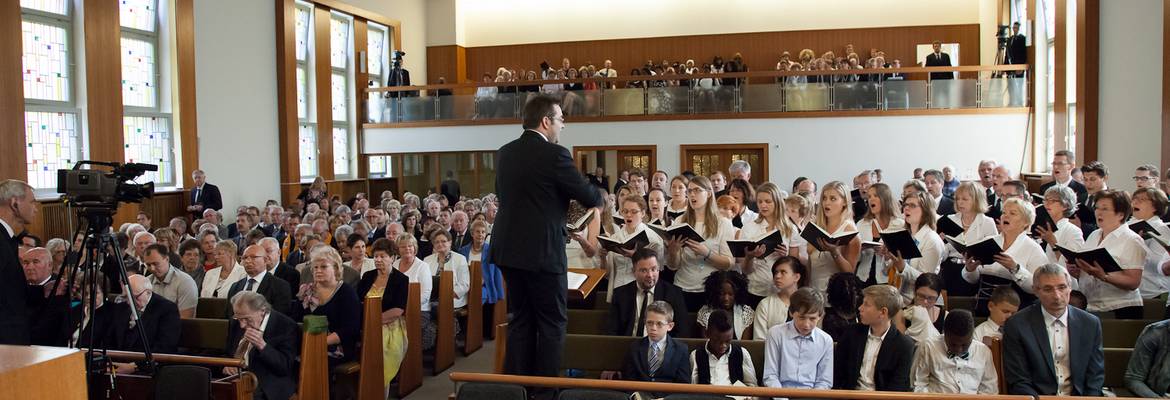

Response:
(226, 245), (292, 317)
(977, 160), (998, 205)
(911, 310), (998, 394)
(187, 169), (223, 220)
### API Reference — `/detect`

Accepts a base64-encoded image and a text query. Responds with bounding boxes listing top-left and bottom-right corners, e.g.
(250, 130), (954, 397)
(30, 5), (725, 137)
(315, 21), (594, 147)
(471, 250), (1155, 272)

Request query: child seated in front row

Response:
(910, 310), (999, 394)
(621, 301), (693, 384)
(762, 287), (834, 389)
(972, 285), (1020, 342)
(690, 309), (758, 387)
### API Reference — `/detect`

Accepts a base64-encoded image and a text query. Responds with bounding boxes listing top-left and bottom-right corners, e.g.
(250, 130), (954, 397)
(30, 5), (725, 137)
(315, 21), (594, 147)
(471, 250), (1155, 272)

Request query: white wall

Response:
(193, 0), (280, 211)
(365, 113), (1031, 191)
(1097, 0), (1162, 192)
(341, 0), (428, 83)
(457, 0), (981, 47)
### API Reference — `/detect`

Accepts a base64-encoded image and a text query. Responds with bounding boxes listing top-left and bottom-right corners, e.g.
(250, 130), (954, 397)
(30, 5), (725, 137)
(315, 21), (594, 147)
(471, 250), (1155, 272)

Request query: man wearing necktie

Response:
(621, 301), (691, 391)
(605, 250), (689, 338)
(187, 170), (223, 220)
(0, 180), (37, 345)
(224, 291), (298, 400)
(225, 245), (292, 318)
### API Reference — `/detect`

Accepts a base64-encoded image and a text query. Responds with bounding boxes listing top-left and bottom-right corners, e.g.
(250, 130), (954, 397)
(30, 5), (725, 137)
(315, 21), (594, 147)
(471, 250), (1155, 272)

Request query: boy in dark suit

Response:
(833, 284), (916, 391)
(622, 301), (692, 386)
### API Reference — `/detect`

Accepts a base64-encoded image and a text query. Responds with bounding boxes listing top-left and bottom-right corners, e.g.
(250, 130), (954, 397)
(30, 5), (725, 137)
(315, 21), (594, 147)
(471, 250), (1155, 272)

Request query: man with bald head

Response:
(227, 244), (291, 316)
(260, 237), (299, 291)
(21, 247), (69, 345)
(81, 274), (181, 373)
(143, 244), (198, 318)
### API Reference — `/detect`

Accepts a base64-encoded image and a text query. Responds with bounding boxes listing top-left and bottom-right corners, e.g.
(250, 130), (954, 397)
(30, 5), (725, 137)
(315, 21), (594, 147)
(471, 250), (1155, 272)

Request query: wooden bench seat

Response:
(562, 334), (767, 383)
(196, 297), (229, 319)
(178, 317), (230, 356)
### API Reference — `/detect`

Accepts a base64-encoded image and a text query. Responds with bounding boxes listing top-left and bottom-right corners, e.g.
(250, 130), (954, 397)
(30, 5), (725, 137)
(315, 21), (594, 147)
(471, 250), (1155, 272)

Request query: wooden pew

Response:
(298, 315), (330, 400)
(398, 282), (423, 398)
(1143, 297), (1166, 319)
(357, 296), (383, 400)
(465, 261), (484, 355)
(435, 269), (456, 374)
(197, 297), (230, 319)
(96, 350), (257, 400)
(983, 336), (1006, 394)
(561, 334), (767, 383)
(492, 284), (508, 339)
(494, 322), (508, 374)
(179, 318), (230, 356)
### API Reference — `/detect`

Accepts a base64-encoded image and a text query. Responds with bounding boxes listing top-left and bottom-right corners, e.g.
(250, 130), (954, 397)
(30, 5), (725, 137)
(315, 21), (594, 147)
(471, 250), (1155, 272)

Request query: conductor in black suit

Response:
(226, 245), (292, 318)
(187, 169), (223, 220)
(489, 95), (603, 397)
(224, 291), (299, 400)
(1002, 264), (1104, 395)
(80, 274), (181, 374)
(0, 179), (36, 345)
(606, 249), (690, 338)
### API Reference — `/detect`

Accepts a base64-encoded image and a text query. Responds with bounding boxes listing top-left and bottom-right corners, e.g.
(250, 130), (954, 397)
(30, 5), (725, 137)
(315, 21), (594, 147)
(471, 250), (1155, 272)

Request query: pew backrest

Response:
(562, 334), (766, 383)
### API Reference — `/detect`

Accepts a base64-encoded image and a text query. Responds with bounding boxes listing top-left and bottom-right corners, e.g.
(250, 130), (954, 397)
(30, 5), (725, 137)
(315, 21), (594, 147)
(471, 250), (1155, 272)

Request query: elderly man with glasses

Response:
(224, 291), (299, 400)
(80, 274), (180, 374)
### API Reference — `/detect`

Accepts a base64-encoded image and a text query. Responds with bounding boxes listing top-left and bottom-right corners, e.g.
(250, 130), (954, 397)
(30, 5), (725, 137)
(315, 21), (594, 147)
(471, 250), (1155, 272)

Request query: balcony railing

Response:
(364, 65), (1028, 125)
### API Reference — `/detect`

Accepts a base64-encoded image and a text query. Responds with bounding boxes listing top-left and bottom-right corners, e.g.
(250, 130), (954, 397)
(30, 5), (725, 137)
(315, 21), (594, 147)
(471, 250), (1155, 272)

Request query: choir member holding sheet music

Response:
(939, 182), (999, 296)
(647, 189), (671, 226)
(1071, 190), (1147, 319)
(803, 181), (861, 292)
(1131, 188), (1170, 299)
(665, 176), (736, 312)
(881, 191), (945, 305)
(667, 176), (690, 222)
(736, 183), (807, 307)
(961, 198), (1048, 316)
(855, 183), (905, 287)
(599, 195), (665, 302)
(1035, 186), (1085, 284)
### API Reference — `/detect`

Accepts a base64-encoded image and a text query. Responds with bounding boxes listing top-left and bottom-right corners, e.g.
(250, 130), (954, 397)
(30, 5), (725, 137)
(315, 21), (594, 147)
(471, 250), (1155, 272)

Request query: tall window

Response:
(21, 0), (83, 190)
(295, 2), (317, 181)
(330, 15), (353, 178)
(119, 0), (173, 186)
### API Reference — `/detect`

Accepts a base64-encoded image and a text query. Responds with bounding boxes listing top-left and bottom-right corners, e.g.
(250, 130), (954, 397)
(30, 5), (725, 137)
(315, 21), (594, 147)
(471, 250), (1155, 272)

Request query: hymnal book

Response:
(566, 209), (595, 233)
(728, 229), (784, 258)
(648, 223), (706, 243)
(1128, 220), (1157, 237)
(861, 240), (883, 249)
(800, 223), (859, 252)
(612, 215), (625, 227)
(1054, 246), (1123, 274)
(597, 230), (649, 254)
(947, 236), (1002, 265)
(1031, 206), (1057, 236)
(1031, 193), (1045, 205)
(937, 216), (965, 237)
(880, 229), (923, 259)
(666, 209), (685, 220)
(567, 271), (588, 290)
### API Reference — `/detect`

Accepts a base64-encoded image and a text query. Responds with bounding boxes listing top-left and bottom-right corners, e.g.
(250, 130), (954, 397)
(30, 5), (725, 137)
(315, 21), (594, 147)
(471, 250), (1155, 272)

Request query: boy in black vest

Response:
(689, 309), (758, 387)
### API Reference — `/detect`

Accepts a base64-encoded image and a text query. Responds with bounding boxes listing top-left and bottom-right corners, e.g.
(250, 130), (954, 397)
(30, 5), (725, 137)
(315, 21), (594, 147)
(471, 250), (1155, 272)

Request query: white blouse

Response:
(1079, 226), (1147, 312)
(673, 218), (736, 292)
(1043, 217), (1086, 268)
(738, 219), (805, 297)
(423, 252), (470, 308)
(1134, 217), (1170, 299)
(896, 226), (946, 304)
(396, 256), (434, 312)
(200, 263), (247, 298)
(602, 223), (665, 300)
(943, 214), (999, 261)
(960, 230), (1049, 293)
(856, 217), (905, 285)
(752, 295), (789, 340)
(808, 220), (858, 292)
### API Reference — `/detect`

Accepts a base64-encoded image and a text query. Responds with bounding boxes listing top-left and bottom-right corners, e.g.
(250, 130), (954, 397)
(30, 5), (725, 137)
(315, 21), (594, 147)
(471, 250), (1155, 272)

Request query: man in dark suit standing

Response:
(834, 285), (916, 391)
(1002, 264), (1104, 395)
(227, 245), (292, 317)
(925, 41), (954, 108)
(1004, 22), (1028, 106)
(81, 274), (181, 374)
(224, 291), (299, 400)
(606, 249), (690, 338)
(440, 170), (461, 206)
(489, 95), (603, 398)
(187, 169), (223, 220)
(0, 180), (36, 345)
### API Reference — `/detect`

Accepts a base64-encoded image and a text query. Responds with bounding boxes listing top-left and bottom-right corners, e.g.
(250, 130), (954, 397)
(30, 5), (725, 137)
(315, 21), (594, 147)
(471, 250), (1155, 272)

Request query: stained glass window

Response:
(299, 124), (317, 179)
(119, 0), (156, 31)
(22, 20), (70, 102)
(329, 18), (348, 69)
(120, 37), (157, 108)
(294, 6), (310, 62)
(368, 156), (387, 176)
(333, 127), (349, 176)
(21, 0), (68, 15)
(331, 73), (347, 121)
(297, 66), (308, 119)
(24, 111), (79, 189)
(122, 116), (172, 185)
(367, 25), (385, 78)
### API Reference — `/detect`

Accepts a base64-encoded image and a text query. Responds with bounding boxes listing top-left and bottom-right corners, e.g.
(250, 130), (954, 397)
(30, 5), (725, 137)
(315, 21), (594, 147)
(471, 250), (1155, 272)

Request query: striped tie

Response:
(648, 342), (662, 376)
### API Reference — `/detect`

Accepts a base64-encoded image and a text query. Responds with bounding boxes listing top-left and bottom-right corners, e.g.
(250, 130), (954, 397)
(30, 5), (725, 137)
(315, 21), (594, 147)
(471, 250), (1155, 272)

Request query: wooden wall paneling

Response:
(175, 0), (199, 188)
(1053, 0), (1067, 152)
(314, 6), (335, 180)
(455, 45), (468, 83)
(1074, 0), (1098, 162)
(276, 0), (300, 205)
(1165, 0), (1170, 170)
(463, 24), (980, 84)
(83, 0), (125, 165)
(353, 18), (368, 180)
(0, 1), (26, 181)
(427, 45), (458, 85)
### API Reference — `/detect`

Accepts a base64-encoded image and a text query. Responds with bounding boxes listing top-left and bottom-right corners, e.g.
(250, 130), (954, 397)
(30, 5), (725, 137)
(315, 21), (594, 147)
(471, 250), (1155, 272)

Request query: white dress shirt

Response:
(752, 295), (789, 340)
(961, 231), (1049, 293)
(1134, 217), (1170, 299)
(896, 226), (945, 303)
(972, 319), (1001, 342)
(689, 342), (758, 386)
(1042, 307), (1073, 395)
(1044, 218), (1086, 288)
(856, 325), (891, 391)
(242, 269), (267, 291)
(673, 217), (736, 292)
(902, 305), (941, 343)
(911, 335), (998, 394)
(629, 283), (656, 336)
(856, 218), (906, 285)
(1079, 226), (1146, 312)
(397, 256), (434, 312)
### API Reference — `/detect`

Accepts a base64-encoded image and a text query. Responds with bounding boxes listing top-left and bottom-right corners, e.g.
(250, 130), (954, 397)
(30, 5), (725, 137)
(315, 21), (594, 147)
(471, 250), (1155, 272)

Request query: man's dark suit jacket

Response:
(937, 195), (956, 216)
(80, 294), (181, 354)
(226, 272), (293, 317)
(613, 179), (628, 195)
(0, 225), (29, 345)
(606, 280), (690, 338)
(851, 190), (868, 223)
(1006, 34), (1028, 67)
(833, 323), (915, 391)
(450, 229), (472, 253)
(622, 335), (692, 384)
(26, 279), (70, 346)
(488, 130), (603, 274)
(1002, 304), (1104, 396)
(225, 311), (299, 400)
(441, 179), (461, 206)
(925, 52), (954, 80)
(270, 263), (300, 295)
(191, 183), (223, 212)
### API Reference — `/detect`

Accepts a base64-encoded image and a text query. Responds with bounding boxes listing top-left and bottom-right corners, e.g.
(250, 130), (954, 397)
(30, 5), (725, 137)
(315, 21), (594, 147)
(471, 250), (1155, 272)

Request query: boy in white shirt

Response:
(911, 310), (999, 394)
(972, 286), (1019, 342)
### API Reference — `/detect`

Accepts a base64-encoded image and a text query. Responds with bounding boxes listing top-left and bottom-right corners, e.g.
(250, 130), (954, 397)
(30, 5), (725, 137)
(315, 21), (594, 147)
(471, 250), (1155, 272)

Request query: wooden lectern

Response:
(0, 345), (87, 400)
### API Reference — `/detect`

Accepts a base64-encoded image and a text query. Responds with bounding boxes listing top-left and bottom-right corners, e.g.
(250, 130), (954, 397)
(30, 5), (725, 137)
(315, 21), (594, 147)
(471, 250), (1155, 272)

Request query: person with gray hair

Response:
(1036, 186), (1085, 272)
(81, 274), (181, 373)
(728, 160), (752, 183)
(224, 290), (299, 400)
(1001, 263), (1103, 395)
(45, 238), (68, 271)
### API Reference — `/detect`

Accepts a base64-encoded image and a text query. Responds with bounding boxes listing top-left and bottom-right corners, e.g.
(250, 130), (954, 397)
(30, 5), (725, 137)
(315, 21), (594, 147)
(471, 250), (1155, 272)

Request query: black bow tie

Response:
(947, 351), (970, 360)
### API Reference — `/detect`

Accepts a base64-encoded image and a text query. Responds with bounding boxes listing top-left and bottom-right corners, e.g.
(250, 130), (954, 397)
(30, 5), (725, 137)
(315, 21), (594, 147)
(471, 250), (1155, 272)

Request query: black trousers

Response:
(499, 266), (567, 387)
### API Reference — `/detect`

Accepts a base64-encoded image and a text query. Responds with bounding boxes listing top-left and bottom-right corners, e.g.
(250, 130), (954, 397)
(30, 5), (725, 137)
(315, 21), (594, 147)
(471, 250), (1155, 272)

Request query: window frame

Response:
(329, 13), (354, 179)
(21, 2), (85, 192)
(295, 2), (318, 182)
(119, 0), (175, 187)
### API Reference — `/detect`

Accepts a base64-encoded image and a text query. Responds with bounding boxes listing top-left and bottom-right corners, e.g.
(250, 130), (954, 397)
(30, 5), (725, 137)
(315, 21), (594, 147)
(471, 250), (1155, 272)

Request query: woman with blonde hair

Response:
(738, 182), (807, 307)
(293, 245), (361, 369)
(856, 183), (904, 286)
(939, 181), (998, 296)
(806, 181), (861, 292)
(961, 198), (1048, 315)
(201, 240), (246, 298)
(666, 176), (736, 311)
(784, 192), (812, 231)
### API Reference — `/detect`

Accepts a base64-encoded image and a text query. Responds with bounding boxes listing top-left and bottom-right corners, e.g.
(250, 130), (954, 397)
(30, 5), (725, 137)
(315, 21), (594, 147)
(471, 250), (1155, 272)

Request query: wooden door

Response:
(680, 144), (768, 185)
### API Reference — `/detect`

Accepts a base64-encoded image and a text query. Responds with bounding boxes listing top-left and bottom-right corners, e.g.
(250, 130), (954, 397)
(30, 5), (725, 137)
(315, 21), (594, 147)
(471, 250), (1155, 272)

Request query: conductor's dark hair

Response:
(521, 95), (562, 130)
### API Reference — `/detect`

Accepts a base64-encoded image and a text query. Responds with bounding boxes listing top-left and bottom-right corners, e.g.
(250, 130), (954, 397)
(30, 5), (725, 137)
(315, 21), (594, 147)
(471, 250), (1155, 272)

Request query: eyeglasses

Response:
(1134, 176), (1153, 182)
(915, 293), (939, 303)
(686, 188), (705, 195)
(644, 320), (669, 328)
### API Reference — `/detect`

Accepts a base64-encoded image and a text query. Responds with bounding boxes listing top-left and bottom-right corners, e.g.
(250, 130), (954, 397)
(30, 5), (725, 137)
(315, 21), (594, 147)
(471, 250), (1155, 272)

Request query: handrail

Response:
(90, 349), (245, 368)
(448, 372), (1032, 400)
(367, 65), (1028, 93)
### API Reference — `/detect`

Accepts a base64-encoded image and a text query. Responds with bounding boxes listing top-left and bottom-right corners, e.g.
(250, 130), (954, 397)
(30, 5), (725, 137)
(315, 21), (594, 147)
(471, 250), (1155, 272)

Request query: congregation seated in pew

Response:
(910, 310), (999, 394)
(354, 238), (410, 387)
(80, 274), (181, 374)
(224, 291), (300, 400)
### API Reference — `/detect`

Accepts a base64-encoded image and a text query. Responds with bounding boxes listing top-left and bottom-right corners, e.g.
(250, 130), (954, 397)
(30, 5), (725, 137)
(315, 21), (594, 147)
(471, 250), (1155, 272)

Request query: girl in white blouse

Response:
(599, 195), (665, 301)
(961, 198), (1049, 316)
(883, 191), (945, 305)
(646, 188), (670, 226)
(856, 183), (905, 286)
(1073, 190), (1147, 319)
(423, 230), (470, 309)
(696, 270), (755, 340)
(806, 181), (861, 292)
(739, 182), (807, 306)
(666, 176), (736, 312)
(1131, 188), (1170, 299)
(201, 240), (247, 298)
(666, 176), (689, 220)
(940, 182), (999, 296)
(752, 256), (806, 340)
(1035, 186), (1086, 277)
